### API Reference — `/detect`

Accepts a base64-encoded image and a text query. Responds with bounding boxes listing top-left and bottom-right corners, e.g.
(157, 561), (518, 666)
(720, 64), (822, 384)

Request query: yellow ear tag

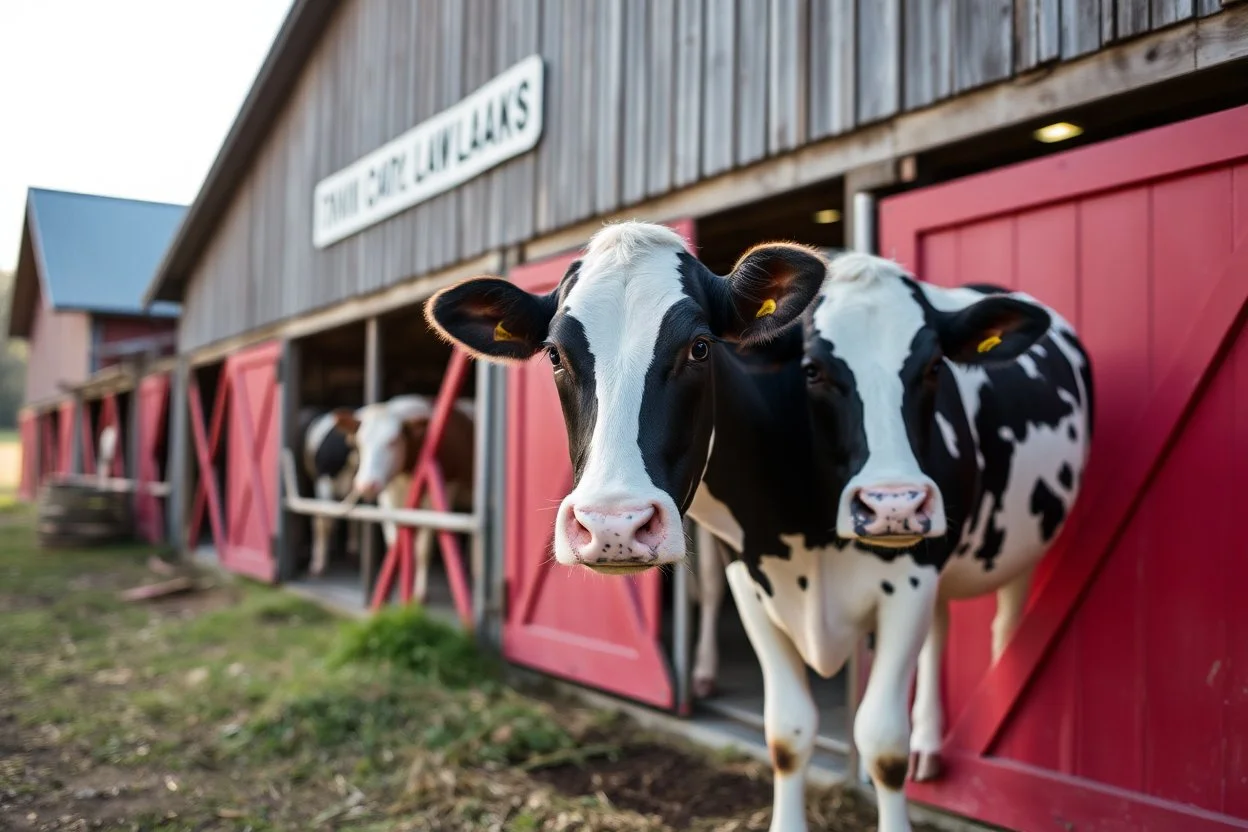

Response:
(493, 321), (518, 343)
(977, 332), (1003, 353)
(755, 298), (778, 319)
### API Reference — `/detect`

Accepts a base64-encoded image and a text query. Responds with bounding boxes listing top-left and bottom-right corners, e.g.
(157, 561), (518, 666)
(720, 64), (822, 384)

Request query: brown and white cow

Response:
(332, 394), (475, 603)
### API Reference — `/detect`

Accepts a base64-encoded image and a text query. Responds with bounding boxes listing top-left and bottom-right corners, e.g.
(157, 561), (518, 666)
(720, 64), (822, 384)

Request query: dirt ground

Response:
(0, 506), (938, 831)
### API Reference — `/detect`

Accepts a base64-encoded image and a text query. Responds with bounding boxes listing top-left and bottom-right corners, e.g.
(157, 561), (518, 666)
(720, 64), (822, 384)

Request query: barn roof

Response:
(8, 188), (186, 338)
(142, 0), (338, 307)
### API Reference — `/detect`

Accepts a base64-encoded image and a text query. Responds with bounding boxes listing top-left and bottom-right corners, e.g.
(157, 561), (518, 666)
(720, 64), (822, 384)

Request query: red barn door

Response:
(222, 342), (282, 582)
(879, 103), (1248, 831)
(503, 220), (695, 710)
(57, 400), (75, 475)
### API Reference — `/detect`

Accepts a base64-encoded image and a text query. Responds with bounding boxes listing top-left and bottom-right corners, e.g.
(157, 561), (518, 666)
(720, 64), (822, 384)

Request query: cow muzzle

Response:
(555, 496), (685, 573)
(840, 482), (946, 547)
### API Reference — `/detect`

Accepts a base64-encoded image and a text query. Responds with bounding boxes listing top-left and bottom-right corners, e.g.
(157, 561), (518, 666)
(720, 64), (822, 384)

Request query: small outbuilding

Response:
(9, 188), (184, 540)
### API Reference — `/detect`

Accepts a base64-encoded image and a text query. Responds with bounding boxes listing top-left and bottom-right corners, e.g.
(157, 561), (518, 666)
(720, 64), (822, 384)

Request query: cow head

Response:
(802, 253), (1051, 548)
(332, 398), (431, 501)
(426, 221), (826, 574)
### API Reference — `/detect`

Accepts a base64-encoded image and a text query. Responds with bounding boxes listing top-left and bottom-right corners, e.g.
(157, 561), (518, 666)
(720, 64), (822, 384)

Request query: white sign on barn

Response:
(312, 54), (545, 249)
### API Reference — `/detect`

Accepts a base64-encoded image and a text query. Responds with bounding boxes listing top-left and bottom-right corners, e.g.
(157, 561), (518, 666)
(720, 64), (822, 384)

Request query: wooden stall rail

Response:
(279, 348), (482, 630)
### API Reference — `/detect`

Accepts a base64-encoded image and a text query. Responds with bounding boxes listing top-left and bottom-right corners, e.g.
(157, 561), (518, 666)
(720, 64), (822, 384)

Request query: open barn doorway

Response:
(676, 179), (852, 756)
(187, 361), (227, 568)
(282, 301), (480, 627)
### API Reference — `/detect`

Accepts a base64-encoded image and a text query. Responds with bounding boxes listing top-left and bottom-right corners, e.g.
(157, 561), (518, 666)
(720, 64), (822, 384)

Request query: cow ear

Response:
(425, 276), (558, 362)
(332, 408), (360, 435)
(938, 296), (1052, 365)
(716, 243), (828, 344)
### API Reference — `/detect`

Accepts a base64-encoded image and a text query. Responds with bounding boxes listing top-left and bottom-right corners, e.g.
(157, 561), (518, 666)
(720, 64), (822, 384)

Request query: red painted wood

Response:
(501, 219), (694, 711)
(880, 103), (1248, 826)
(222, 341), (281, 583)
(368, 348), (475, 628)
(39, 412), (57, 482)
(18, 411), (37, 500)
(911, 752), (1248, 832)
(187, 372), (228, 555)
(57, 400), (75, 475)
(79, 402), (96, 476)
(135, 374), (170, 544)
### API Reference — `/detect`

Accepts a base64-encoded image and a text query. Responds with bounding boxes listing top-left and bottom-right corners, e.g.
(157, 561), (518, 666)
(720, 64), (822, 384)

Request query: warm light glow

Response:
(812, 209), (842, 224)
(1033, 122), (1084, 143)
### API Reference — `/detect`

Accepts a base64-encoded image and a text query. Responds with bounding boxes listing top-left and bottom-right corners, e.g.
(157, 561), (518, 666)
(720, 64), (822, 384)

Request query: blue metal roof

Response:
(26, 188), (185, 317)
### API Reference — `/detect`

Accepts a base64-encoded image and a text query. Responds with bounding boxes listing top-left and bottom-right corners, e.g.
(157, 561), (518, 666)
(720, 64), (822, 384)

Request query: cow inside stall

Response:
(283, 303), (479, 624)
(679, 180), (852, 750)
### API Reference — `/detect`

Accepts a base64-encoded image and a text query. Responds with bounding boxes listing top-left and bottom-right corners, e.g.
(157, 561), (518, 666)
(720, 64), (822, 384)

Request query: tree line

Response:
(0, 271), (29, 429)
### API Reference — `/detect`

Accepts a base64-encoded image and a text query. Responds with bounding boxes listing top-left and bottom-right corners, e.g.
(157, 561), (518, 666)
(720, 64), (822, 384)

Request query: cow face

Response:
(427, 221), (826, 573)
(802, 253), (1051, 548)
(333, 404), (426, 500)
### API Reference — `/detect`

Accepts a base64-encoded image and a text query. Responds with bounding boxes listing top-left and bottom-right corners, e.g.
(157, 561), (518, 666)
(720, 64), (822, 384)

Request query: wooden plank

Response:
(674, 0), (705, 186)
(808, 0), (855, 138)
(647, 0), (676, 196)
(433, 0), (464, 271)
(413, 0), (440, 276)
(954, 0), (1013, 93)
(570, 0), (596, 225)
(1101, 0), (1117, 54)
(1196, 0), (1220, 15)
(595, 0), (625, 213)
(768, 0), (807, 154)
(535, 0), (563, 231)
(503, 0), (539, 245)
(1151, 0), (1194, 28)
(904, 0), (953, 108)
(856, 0), (900, 123)
(701, 0), (736, 176)
(1061, 0), (1103, 57)
(735, 0), (769, 165)
(621, 0), (650, 206)
(1196, 2), (1248, 67)
(1117, 0), (1152, 38)
(1015, 0), (1061, 69)
(459, 0), (494, 260)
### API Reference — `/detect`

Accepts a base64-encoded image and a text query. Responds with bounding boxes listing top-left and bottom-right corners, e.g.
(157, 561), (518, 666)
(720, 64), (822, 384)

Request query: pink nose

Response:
(852, 485), (934, 537)
(564, 503), (668, 569)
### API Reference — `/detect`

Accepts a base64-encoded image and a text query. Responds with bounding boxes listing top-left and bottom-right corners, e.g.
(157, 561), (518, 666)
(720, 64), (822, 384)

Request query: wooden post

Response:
(471, 356), (493, 644)
(167, 356), (190, 555)
(360, 316), (382, 601)
(126, 358), (144, 524)
(69, 394), (84, 475)
(275, 338), (302, 582)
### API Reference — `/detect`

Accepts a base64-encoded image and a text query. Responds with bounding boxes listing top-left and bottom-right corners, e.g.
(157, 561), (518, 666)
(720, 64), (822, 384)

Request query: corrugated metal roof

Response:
(27, 188), (185, 316)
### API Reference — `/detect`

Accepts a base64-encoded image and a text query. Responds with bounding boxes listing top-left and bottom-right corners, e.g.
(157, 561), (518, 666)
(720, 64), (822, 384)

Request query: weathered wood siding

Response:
(24, 304), (89, 406)
(179, 0), (1230, 351)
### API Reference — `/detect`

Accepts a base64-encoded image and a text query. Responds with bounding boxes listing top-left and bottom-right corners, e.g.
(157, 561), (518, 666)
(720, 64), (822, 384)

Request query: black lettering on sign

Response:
(482, 99), (497, 145)
(322, 180), (359, 228)
(497, 92), (512, 140)
(515, 79), (531, 130)
(412, 137), (426, 184)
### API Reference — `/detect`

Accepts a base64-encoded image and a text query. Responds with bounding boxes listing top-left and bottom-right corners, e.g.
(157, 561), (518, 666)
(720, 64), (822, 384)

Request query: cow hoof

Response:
(693, 676), (717, 699)
(908, 751), (943, 782)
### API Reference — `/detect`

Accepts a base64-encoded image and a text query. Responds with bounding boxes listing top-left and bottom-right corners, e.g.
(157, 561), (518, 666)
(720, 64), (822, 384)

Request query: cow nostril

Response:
(851, 492), (876, 520)
(567, 508), (592, 549)
(634, 504), (664, 548)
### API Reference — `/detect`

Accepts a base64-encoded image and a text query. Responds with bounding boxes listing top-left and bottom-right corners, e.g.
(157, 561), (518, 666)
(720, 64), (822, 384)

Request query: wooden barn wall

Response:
(178, 0), (1230, 352)
(23, 303), (90, 407)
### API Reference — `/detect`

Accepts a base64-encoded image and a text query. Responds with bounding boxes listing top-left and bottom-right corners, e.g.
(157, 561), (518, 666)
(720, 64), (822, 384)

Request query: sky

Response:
(0, 0), (295, 272)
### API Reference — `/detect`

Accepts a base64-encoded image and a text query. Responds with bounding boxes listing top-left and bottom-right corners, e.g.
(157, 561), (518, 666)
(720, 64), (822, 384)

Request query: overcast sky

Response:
(0, 0), (294, 272)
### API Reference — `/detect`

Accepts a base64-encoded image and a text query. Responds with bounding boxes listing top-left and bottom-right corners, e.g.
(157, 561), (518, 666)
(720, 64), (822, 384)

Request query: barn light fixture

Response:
(1033, 122), (1084, 143)
(812, 209), (841, 224)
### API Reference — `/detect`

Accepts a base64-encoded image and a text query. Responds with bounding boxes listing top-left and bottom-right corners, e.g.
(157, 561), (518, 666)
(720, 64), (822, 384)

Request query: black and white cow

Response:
(799, 253), (1093, 790)
(299, 408), (360, 576)
(424, 222), (1091, 832)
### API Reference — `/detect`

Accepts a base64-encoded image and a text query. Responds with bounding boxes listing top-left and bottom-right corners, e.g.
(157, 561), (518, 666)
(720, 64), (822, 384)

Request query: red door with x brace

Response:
(503, 219), (695, 711)
(879, 103), (1248, 831)
(223, 342), (282, 581)
(135, 374), (170, 544)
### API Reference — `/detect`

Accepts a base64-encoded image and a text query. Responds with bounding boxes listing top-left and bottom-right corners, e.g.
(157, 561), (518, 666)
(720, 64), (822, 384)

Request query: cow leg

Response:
(725, 562), (814, 832)
(692, 533), (726, 699)
(991, 565), (1034, 662)
(909, 597), (949, 782)
(855, 577), (935, 832)
(311, 476), (336, 576)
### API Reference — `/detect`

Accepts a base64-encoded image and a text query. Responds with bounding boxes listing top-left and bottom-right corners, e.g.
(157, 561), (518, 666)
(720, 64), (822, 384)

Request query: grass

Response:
(0, 505), (910, 832)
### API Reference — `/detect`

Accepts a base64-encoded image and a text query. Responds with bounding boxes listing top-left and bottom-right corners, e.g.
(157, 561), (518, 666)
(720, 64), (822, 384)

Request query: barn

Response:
(138, 2), (1248, 829)
(10, 188), (185, 542)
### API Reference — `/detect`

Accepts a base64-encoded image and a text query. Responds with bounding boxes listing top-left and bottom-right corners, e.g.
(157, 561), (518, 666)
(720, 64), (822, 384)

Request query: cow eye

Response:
(802, 359), (822, 383)
(689, 338), (710, 362)
(547, 346), (562, 369)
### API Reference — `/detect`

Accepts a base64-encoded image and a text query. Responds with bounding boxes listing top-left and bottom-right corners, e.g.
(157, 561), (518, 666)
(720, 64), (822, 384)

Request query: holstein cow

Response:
(332, 394), (475, 603)
(425, 222), (1092, 832)
(298, 408), (361, 576)
(426, 222), (840, 830)
(800, 253), (1093, 791)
